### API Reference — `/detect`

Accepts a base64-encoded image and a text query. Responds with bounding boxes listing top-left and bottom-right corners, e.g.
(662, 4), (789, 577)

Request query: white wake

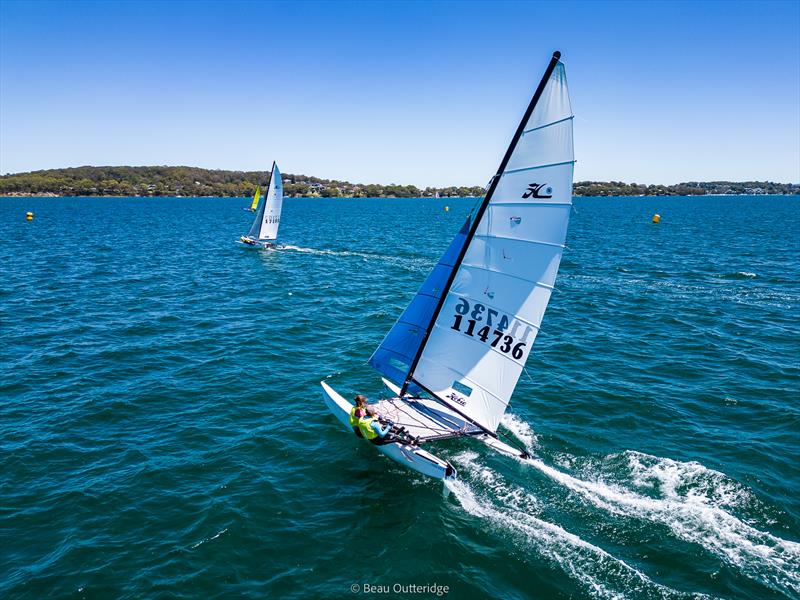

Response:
(447, 452), (704, 599)
(498, 416), (800, 596)
(281, 245), (428, 271)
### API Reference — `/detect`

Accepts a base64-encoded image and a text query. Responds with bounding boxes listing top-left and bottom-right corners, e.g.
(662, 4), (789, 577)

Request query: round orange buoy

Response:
(26, 212), (33, 221)
(652, 213), (661, 223)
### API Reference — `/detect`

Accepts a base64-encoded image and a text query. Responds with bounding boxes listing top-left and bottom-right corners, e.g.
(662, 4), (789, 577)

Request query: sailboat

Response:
(321, 51), (574, 480)
(240, 162), (283, 248)
(244, 184), (261, 212)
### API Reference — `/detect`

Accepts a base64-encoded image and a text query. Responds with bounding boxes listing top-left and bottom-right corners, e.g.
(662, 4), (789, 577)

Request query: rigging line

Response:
(391, 404), (461, 437)
(384, 393), (530, 455)
(406, 399), (468, 431)
(523, 367), (536, 384)
(400, 402), (468, 435)
(391, 385), (469, 431)
(396, 394), (476, 436)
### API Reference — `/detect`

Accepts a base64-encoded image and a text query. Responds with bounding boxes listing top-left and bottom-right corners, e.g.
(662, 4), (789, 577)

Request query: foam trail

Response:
(498, 415), (799, 594)
(189, 527), (228, 549)
(280, 245), (427, 271)
(524, 455), (800, 596)
(500, 413), (539, 451)
(448, 452), (703, 600)
(281, 244), (367, 258)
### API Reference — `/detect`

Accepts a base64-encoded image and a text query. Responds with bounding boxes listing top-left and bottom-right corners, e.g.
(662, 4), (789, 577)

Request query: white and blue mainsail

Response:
(247, 162), (283, 241)
(371, 53), (574, 434)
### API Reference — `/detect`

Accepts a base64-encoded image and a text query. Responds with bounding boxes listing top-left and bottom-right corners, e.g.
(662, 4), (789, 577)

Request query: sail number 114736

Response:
(449, 298), (532, 361)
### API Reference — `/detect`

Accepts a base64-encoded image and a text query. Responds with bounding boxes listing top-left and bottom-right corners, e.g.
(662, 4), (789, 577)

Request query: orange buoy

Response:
(652, 213), (661, 223)
(26, 212), (33, 221)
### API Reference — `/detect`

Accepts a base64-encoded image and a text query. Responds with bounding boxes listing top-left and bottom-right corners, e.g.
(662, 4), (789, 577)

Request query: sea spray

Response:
(500, 413), (539, 451)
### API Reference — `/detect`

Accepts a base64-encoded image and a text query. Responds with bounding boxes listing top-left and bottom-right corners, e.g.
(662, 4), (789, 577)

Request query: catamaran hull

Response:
(320, 381), (456, 480)
(237, 238), (280, 249)
(379, 378), (527, 459)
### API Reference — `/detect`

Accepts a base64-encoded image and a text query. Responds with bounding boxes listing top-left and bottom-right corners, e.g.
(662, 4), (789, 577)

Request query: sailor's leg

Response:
(370, 433), (403, 446)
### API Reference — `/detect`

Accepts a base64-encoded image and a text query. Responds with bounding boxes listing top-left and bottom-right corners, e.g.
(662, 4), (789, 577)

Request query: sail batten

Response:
(385, 53), (574, 433)
(503, 160), (576, 175)
(472, 233), (566, 249)
(522, 115), (575, 134)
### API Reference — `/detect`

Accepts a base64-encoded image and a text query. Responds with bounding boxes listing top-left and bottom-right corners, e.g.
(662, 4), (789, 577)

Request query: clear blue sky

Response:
(1, 0), (798, 186)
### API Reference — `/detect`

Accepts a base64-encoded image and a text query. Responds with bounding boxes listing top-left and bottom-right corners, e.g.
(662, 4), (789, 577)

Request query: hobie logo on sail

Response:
(447, 392), (467, 406)
(522, 183), (553, 199)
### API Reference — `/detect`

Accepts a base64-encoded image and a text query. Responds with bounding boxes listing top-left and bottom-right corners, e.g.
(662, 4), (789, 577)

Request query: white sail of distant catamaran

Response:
(240, 162), (283, 247)
(322, 51), (575, 480)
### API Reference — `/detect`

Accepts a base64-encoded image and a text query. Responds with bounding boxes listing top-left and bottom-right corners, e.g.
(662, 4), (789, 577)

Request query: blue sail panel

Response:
(368, 217), (471, 392)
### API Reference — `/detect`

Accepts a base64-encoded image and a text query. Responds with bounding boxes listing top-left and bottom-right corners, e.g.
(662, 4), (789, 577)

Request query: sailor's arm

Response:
(372, 420), (392, 437)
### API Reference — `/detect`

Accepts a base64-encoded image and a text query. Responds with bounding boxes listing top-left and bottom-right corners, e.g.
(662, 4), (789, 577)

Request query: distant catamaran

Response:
(322, 51), (575, 480)
(240, 162), (283, 248)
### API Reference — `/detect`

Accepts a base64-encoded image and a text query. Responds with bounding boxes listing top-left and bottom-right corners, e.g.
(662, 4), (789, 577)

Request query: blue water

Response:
(1, 195), (798, 599)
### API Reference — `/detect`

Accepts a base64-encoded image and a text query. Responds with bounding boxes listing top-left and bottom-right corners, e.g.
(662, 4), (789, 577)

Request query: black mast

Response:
(399, 51), (563, 404)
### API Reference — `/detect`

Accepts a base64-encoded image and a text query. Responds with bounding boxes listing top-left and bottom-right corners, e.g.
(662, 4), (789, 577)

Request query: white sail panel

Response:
(257, 164), (283, 240)
(412, 60), (574, 432)
(451, 266), (555, 332)
(523, 63), (572, 130)
(462, 237), (563, 283)
(473, 204), (571, 245)
(505, 120), (573, 172)
(415, 325), (523, 425)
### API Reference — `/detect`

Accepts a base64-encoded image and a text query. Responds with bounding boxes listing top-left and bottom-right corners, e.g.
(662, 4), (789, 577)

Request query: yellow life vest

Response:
(349, 406), (367, 427)
(358, 416), (379, 440)
(349, 406), (360, 427)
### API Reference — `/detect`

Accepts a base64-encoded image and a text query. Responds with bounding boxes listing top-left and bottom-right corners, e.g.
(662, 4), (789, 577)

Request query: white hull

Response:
(320, 381), (456, 480)
(237, 237), (279, 249)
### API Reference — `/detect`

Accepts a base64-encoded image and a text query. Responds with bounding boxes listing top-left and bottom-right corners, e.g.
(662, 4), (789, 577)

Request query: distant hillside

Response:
(573, 180), (799, 196)
(0, 166), (483, 198)
(0, 166), (797, 197)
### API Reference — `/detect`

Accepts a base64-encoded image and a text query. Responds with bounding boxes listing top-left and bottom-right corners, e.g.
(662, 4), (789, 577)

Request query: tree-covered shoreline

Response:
(1, 166), (797, 197)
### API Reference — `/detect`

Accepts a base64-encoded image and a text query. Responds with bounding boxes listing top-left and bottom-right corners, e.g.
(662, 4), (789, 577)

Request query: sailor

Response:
(358, 406), (398, 445)
(349, 395), (368, 437)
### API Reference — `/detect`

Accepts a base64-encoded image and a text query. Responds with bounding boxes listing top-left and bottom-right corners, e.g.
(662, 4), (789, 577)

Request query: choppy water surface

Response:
(1, 195), (798, 599)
